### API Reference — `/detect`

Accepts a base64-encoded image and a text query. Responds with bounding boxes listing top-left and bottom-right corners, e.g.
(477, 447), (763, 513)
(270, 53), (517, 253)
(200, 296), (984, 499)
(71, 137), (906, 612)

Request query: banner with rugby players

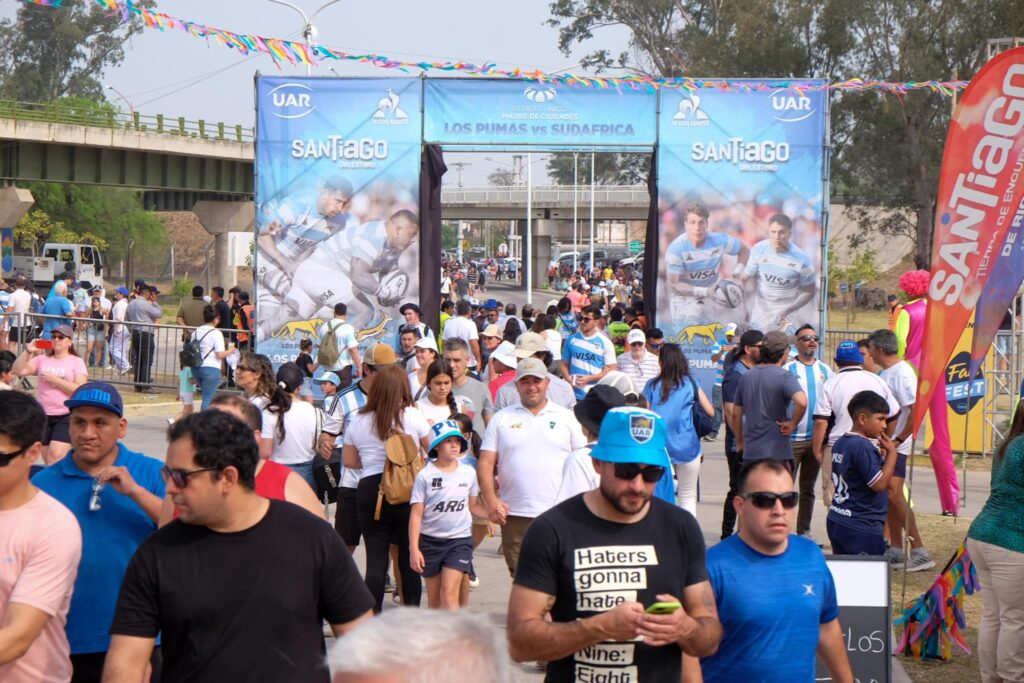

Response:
(914, 48), (1024, 436)
(254, 76), (422, 366)
(655, 82), (829, 388)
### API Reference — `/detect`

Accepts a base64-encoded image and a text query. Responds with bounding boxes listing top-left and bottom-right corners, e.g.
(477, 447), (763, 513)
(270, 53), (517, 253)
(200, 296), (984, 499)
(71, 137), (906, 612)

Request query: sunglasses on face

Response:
(236, 365), (254, 373)
(161, 465), (223, 489)
(744, 491), (799, 509)
(798, 336), (820, 342)
(580, 317), (596, 323)
(0, 444), (30, 467)
(613, 463), (666, 483)
(649, 342), (663, 349)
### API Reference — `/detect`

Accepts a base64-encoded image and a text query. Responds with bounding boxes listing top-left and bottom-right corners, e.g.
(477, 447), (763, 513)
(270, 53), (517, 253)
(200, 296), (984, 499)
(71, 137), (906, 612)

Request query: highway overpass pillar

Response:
(0, 187), (34, 228)
(191, 201), (254, 290)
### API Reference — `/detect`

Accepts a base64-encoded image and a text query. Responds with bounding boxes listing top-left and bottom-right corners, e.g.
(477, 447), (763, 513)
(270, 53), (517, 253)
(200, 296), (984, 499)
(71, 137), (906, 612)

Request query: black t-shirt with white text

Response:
(110, 500), (374, 682)
(514, 495), (709, 683)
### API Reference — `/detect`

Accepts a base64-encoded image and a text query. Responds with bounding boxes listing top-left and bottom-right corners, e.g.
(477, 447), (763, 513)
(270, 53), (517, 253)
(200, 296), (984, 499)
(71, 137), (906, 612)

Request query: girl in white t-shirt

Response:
(409, 419), (487, 610)
(415, 360), (470, 426)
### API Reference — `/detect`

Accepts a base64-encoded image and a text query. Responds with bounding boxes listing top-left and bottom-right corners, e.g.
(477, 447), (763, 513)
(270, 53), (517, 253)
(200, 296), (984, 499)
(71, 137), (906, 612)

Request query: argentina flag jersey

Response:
(665, 232), (742, 288)
(314, 220), (395, 277)
(563, 331), (618, 399)
(746, 240), (816, 305)
(784, 358), (832, 441)
(262, 202), (349, 262)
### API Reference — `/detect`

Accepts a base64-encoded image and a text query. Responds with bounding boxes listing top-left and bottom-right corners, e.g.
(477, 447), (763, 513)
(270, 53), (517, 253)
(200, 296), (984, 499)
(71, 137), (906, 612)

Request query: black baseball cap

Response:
(739, 330), (765, 348)
(65, 381), (124, 417)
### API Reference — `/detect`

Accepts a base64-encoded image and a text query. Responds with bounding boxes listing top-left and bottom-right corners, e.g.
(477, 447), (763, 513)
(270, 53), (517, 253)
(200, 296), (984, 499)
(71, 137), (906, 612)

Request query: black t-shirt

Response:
(213, 300), (233, 332)
(295, 353), (314, 378)
(111, 500), (373, 682)
(514, 495), (708, 683)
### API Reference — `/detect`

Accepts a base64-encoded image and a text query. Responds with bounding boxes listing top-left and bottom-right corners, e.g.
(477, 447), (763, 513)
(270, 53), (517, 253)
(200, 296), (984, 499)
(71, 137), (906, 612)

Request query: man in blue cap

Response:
(508, 407), (721, 683)
(32, 381), (165, 682)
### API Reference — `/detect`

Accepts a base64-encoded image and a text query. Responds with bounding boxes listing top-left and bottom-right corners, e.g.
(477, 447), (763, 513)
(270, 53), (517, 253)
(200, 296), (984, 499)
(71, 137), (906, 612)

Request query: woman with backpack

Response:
(640, 343), (714, 517)
(343, 364), (431, 612)
(189, 305), (234, 410)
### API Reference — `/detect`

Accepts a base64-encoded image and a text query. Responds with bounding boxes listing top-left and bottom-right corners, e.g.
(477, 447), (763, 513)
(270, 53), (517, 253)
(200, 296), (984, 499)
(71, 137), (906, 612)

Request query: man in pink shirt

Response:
(0, 391), (83, 682)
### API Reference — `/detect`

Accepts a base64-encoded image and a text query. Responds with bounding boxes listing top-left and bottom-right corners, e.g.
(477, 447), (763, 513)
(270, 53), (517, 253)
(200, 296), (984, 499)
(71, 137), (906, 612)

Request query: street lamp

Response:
(589, 151), (595, 273)
(104, 84), (134, 122)
(573, 152), (579, 272)
(268, 0), (342, 76)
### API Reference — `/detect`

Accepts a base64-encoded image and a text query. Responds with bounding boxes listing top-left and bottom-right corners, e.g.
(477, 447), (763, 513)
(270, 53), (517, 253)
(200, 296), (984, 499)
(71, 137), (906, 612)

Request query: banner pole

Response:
(589, 151), (595, 273)
(573, 153), (579, 273)
(900, 436), (918, 609)
(526, 152), (533, 305)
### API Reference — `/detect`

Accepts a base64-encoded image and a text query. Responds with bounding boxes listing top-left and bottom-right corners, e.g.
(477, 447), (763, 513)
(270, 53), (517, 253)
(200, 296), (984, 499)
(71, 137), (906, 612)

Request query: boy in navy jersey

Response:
(826, 391), (898, 555)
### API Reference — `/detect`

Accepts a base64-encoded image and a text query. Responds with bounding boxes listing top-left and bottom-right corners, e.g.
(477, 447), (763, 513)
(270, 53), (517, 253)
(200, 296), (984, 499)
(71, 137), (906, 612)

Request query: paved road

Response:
(125, 410), (959, 681)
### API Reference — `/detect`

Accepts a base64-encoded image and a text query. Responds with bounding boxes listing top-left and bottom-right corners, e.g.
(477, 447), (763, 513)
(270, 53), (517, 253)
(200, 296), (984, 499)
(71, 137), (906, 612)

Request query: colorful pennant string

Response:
(20, 0), (971, 96)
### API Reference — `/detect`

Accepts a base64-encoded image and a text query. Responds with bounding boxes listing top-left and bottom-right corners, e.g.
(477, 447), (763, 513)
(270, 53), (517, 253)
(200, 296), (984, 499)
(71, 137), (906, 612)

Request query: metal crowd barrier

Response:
(5, 312), (235, 392)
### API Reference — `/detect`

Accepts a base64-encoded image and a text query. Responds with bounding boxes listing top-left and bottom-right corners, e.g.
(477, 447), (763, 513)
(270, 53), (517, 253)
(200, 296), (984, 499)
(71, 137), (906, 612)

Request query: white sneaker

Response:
(902, 548), (936, 573)
(468, 572), (480, 589)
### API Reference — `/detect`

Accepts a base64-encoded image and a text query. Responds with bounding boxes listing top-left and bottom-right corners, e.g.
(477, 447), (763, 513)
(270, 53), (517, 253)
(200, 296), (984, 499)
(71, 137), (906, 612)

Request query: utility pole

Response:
(451, 162), (471, 188)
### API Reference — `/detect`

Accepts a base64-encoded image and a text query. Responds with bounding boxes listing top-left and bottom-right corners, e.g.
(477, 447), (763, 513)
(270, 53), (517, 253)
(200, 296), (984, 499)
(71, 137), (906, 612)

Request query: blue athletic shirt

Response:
(562, 331), (617, 399)
(665, 232), (742, 288)
(828, 432), (888, 533)
(785, 358), (832, 441)
(701, 534), (839, 682)
(745, 240), (816, 304)
(32, 443), (165, 654)
(41, 295), (74, 338)
(642, 377), (700, 464)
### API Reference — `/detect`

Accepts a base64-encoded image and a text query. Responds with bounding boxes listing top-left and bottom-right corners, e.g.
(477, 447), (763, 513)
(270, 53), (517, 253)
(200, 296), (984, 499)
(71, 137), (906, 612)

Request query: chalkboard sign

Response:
(815, 557), (891, 683)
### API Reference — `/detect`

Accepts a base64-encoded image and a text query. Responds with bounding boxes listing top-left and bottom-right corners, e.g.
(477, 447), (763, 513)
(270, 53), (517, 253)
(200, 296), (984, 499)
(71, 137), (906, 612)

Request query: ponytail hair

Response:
(267, 362), (303, 442)
(451, 412), (481, 456)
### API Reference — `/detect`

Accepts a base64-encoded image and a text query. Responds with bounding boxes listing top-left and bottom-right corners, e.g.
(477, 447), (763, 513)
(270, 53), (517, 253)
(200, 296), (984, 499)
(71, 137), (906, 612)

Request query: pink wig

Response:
(898, 270), (931, 299)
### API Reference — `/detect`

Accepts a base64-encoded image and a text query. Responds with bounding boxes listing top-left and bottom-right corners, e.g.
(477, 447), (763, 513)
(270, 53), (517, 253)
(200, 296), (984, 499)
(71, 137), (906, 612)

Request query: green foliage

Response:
(0, 0), (152, 103)
(488, 169), (516, 186)
(13, 209), (108, 254)
(828, 249), (879, 296)
(440, 223), (457, 249)
(546, 152), (648, 186)
(23, 182), (166, 261)
(172, 276), (196, 299)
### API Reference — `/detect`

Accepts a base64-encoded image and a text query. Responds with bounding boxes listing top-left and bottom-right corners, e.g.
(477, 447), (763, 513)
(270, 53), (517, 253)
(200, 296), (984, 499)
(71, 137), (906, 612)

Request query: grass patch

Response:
(891, 513), (982, 683)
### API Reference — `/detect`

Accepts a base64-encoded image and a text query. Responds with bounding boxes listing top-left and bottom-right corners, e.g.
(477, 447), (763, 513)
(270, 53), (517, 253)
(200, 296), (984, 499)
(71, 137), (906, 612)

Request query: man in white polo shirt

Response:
(616, 328), (661, 391)
(812, 340), (899, 509)
(478, 358), (587, 576)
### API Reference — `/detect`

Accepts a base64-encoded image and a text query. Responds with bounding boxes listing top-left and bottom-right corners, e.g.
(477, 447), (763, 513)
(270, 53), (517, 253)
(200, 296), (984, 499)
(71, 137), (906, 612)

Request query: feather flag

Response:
(895, 541), (979, 661)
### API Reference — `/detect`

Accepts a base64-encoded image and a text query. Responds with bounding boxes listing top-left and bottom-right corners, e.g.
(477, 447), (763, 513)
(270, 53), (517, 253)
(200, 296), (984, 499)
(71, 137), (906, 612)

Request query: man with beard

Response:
(288, 209), (420, 330)
(507, 407), (721, 683)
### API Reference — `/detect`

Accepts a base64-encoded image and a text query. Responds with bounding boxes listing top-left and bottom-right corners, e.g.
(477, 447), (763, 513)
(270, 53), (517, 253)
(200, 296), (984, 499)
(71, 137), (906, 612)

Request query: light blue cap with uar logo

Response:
(590, 407), (668, 467)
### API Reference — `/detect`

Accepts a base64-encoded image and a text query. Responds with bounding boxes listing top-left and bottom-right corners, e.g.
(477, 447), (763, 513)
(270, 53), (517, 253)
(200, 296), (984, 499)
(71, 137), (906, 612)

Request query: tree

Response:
(546, 152), (648, 186)
(23, 182), (165, 262)
(14, 210), (108, 255)
(488, 169), (517, 186)
(828, 249), (879, 325)
(0, 0), (150, 103)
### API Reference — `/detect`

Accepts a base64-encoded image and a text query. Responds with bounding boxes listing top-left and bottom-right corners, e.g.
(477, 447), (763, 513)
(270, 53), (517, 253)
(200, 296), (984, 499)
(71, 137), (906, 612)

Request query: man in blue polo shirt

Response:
(32, 381), (164, 683)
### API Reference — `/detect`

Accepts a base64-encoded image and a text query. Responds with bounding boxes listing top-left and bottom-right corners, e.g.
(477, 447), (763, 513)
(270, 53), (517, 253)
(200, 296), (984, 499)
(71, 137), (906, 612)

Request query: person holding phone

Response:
(507, 407), (721, 682)
(11, 323), (87, 464)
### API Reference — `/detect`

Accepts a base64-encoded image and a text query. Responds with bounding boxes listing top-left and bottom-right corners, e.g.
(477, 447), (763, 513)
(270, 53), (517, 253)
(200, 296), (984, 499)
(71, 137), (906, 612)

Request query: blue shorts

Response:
(826, 519), (886, 556)
(419, 534), (473, 578)
(893, 451), (907, 479)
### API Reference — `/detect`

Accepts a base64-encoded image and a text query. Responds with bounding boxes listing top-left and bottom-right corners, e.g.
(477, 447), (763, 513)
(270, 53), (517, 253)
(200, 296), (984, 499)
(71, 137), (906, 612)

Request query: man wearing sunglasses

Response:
(0, 391), (82, 683)
(104, 410), (373, 682)
(509, 407), (720, 683)
(32, 382), (165, 683)
(561, 305), (618, 400)
(784, 324), (833, 540)
(700, 459), (853, 682)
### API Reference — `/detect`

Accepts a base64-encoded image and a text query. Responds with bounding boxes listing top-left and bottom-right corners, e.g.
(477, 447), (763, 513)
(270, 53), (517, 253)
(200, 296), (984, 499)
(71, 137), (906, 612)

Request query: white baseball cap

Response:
(626, 329), (646, 345)
(414, 336), (438, 353)
(491, 341), (518, 369)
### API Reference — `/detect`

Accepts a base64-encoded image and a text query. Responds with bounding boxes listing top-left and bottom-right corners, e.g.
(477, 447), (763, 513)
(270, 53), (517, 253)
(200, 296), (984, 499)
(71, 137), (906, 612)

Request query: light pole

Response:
(526, 152), (533, 305)
(572, 152), (579, 273)
(104, 84), (134, 122)
(268, 0), (342, 76)
(589, 151), (596, 274)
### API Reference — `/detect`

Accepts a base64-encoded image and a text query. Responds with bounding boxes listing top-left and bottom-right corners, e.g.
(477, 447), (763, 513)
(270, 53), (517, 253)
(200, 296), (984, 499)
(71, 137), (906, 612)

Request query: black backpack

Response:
(180, 328), (214, 370)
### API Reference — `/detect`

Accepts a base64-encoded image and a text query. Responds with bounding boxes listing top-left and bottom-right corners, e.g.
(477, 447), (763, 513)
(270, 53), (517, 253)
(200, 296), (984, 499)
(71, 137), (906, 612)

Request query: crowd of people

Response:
(0, 262), (1022, 682)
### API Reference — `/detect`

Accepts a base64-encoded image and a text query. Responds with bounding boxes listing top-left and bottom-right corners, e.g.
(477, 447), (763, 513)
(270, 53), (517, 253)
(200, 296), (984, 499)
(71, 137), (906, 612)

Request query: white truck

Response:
(5, 243), (105, 287)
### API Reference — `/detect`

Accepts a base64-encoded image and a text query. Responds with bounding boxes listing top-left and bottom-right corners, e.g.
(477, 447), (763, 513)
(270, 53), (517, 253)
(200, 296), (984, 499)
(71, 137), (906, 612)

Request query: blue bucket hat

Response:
(315, 371), (341, 386)
(590, 407), (668, 467)
(481, 298), (500, 310)
(65, 381), (124, 417)
(834, 340), (864, 364)
(427, 419), (469, 458)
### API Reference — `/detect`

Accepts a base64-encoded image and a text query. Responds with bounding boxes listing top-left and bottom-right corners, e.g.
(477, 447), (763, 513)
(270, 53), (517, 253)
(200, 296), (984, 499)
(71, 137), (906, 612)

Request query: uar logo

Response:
(269, 83), (315, 119)
(770, 92), (815, 122)
(629, 414), (654, 444)
(523, 86), (557, 102)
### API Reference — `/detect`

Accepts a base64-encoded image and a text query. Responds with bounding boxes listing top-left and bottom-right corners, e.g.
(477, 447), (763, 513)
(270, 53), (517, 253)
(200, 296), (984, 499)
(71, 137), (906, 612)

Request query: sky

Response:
(7, 0), (634, 185)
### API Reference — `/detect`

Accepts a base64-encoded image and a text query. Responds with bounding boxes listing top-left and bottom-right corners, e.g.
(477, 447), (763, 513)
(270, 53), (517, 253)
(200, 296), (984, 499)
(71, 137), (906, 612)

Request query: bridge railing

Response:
(442, 186), (650, 204)
(0, 100), (254, 143)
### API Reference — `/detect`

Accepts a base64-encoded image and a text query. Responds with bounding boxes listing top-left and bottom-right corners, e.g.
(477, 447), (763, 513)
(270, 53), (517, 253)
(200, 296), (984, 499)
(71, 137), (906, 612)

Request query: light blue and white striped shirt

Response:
(665, 232), (742, 287)
(563, 331), (618, 399)
(785, 358), (832, 442)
